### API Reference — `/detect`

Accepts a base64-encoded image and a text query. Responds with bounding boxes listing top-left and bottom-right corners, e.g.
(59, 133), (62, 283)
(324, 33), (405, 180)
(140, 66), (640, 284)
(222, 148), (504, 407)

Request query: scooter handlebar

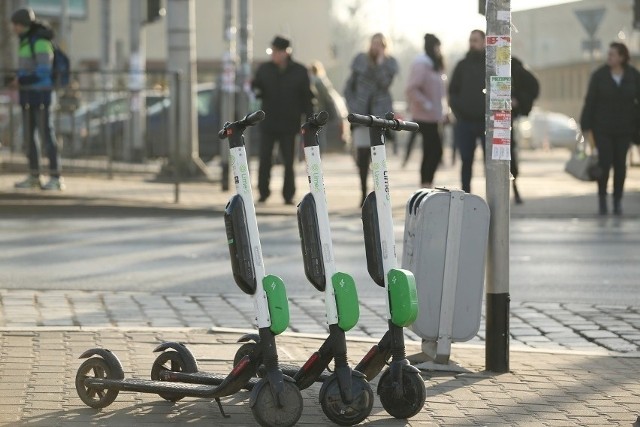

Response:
(347, 112), (419, 132)
(218, 110), (266, 139)
(309, 110), (329, 127)
(240, 109), (266, 126)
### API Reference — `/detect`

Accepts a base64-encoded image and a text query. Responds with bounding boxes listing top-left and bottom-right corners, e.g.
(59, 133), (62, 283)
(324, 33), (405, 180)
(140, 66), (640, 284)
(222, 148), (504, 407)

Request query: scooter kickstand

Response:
(214, 397), (230, 418)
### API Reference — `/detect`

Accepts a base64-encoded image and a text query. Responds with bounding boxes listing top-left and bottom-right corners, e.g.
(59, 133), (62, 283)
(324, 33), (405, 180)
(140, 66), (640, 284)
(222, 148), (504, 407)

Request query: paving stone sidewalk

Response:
(1, 289), (639, 356)
(0, 328), (639, 426)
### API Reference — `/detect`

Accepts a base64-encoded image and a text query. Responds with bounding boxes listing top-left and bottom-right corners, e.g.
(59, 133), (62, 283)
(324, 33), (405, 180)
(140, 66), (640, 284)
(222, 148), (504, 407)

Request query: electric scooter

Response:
(347, 112), (427, 419)
(74, 110), (303, 427)
(152, 112), (375, 426)
(250, 111), (374, 425)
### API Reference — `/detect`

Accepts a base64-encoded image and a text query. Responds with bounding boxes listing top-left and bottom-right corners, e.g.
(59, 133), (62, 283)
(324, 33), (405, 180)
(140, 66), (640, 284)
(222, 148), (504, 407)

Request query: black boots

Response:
(613, 197), (622, 216)
(599, 195), (607, 215)
(512, 180), (523, 205)
(600, 195), (622, 216)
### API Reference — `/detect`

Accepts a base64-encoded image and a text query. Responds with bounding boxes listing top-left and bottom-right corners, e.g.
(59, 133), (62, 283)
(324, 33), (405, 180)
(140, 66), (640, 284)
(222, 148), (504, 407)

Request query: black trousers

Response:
(454, 120), (486, 193)
(258, 130), (296, 201)
(356, 147), (370, 201)
(510, 127), (519, 179)
(594, 132), (631, 199)
(417, 121), (442, 185)
(22, 104), (60, 177)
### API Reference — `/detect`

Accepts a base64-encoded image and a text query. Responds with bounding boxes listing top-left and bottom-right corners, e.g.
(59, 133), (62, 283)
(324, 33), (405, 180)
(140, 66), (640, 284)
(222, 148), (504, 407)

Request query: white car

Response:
(514, 109), (580, 150)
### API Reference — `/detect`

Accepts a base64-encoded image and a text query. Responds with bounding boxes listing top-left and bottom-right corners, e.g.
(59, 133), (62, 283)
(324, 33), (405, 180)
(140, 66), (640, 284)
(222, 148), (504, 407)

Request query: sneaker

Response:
(14, 175), (42, 189)
(41, 177), (65, 191)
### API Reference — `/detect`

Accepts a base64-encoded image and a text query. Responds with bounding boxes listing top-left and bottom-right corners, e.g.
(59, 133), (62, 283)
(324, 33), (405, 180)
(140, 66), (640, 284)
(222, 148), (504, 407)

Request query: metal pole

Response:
(59, 0), (70, 52)
(172, 71), (181, 203)
(128, 0), (146, 162)
(100, 0), (113, 81)
(220, 0), (236, 191)
(237, 0), (253, 155)
(166, 0), (208, 177)
(484, 0), (511, 373)
(101, 0), (113, 178)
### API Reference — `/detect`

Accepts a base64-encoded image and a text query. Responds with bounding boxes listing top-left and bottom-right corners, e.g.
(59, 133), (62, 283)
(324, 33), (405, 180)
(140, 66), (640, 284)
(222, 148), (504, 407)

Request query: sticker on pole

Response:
(489, 76), (511, 111)
(486, 35), (511, 77)
(492, 111), (511, 129)
(491, 128), (511, 160)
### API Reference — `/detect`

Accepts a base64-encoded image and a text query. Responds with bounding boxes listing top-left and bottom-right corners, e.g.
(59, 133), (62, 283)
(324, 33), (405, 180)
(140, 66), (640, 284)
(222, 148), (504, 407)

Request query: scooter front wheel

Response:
(251, 378), (303, 427)
(319, 373), (374, 426)
(75, 357), (120, 408)
(377, 368), (426, 419)
(150, 350), (196, 402)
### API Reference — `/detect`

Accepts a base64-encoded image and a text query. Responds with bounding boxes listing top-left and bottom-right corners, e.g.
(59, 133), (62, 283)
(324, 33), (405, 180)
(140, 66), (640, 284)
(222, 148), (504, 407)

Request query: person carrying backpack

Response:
(10, 7), (64, 190)
(511, 56), (539, 204)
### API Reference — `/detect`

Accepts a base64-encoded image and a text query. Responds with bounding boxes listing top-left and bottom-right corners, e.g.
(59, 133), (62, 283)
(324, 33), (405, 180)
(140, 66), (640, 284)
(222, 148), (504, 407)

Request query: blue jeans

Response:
(454, 120), (485, 193)
(22, 104), (61, 177)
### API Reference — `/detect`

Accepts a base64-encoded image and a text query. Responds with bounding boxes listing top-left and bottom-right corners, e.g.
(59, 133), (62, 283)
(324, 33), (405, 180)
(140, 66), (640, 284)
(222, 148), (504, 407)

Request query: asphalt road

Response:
(1, 211), (638, 306)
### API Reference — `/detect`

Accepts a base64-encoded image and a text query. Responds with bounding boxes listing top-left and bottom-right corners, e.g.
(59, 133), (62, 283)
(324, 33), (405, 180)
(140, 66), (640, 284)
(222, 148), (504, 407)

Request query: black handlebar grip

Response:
(240, 109), (266, 126)
(218, 125), (230, 140)
(347, 112), (419, 132)
(347, 113), (373, 127)
(311, 110), (329, 127)
(218, 110), (266, 139)
(394, 119), (419, 132)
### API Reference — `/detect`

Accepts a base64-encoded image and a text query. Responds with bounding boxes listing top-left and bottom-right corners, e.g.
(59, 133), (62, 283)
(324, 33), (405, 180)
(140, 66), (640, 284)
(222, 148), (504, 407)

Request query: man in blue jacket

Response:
(11, 7), (64, 190)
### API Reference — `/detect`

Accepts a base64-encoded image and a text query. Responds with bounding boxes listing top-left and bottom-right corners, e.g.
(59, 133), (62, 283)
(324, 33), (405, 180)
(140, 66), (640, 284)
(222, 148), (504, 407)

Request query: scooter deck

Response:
(84, 377), (244, 398)
(163, 364), (330, 391)
(162, 371), (261, 389)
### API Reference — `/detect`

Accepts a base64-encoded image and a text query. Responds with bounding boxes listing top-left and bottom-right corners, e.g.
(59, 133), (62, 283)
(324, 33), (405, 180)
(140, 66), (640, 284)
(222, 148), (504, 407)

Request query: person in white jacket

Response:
(405, 33), (447, 187)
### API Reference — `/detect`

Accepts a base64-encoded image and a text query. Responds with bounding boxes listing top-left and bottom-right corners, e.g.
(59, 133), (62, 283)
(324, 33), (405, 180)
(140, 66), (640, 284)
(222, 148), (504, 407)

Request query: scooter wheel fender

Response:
(151, 342), (198, 372)
(237, 333), (261, 344)
(351, 369), (367, 379)
(78, 348), (124, 379)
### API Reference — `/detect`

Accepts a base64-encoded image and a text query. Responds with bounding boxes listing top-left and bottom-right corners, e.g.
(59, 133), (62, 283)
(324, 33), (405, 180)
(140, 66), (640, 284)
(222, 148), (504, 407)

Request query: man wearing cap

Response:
(252, 35), (313, 205)
(10, 7), (64, 190)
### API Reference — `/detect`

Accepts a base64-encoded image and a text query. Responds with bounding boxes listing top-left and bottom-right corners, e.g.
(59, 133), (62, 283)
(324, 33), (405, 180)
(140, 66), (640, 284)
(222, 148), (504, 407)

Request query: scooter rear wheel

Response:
(150, 350), (195, 402)
(377, 368), (426, 419)
(251, 378), (303, 427)
(319, 372), (374, 426)
(75, 357), (120, 408)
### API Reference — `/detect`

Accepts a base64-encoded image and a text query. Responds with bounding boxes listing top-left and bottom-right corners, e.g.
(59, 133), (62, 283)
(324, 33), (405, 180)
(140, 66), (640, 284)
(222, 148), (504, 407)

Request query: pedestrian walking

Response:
(10, 7), (64, 190)
(309, 60), (334, 152)
(580, 41), (640, 215)
(252, 35), (314, 205)
(344, 33), (398, 206)
(510, 56), (539, 204)
(405, 33), (447, 188)
(448, 29), (486, 193)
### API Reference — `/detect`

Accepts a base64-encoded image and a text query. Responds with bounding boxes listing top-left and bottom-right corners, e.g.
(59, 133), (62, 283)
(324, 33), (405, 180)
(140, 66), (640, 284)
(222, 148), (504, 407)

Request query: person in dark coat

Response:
(510, 56), (539, 204)
(580, 42), (640, 215)
(252, 35), (314, 205)
(448, 29), (486, 193)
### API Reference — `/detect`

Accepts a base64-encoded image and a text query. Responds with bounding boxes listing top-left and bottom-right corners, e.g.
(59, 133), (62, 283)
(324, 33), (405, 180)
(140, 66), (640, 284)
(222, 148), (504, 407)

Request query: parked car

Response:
(56, 91), (167, 158)
(514, 108), (580, 150)
(146, 82), (221, 161)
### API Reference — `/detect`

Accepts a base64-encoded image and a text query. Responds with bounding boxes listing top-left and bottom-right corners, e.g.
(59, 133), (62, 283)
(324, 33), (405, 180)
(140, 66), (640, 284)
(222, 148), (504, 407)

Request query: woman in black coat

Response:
(580, 42), (640, 215)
